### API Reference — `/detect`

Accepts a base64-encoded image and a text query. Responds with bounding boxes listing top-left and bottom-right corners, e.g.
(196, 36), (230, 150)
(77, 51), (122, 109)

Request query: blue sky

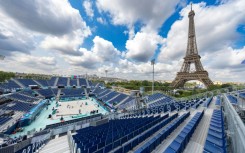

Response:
(0, 0), (244, 82)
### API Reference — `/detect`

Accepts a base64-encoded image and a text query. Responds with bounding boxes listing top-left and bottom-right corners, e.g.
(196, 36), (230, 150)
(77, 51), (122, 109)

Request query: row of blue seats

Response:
(164, 111), (204, 153)
(101, 92), (119, 103)
(74, 115), (168, 153)
(240, 93), (245, 99)
(215, 96), (221, 106)
(93, 114), (172, 153)
(60, 88), (84, 96)
(227, 95), (237, 104)
(191, 99), (203, 109)
(74, 117), (159, 145)
(110, 113), (178, 153)
(97, 90), (111, 99)
(20, 90), (35, 97)
(47, 77), (56, 86)
(70, 79), (77, 86)
(107, 93), (128, 105)
(135, 112), (190, 153)
(121, 103), (184, 118)
(203, 109), (226, 153)
(35, 79), (49, 87)
(17, 79), (39, 87)
(147, 93), (168, 103)
(5, 101), (36, 112)
(36, 89), (55, 98)
(148, 97), (173, 108)
(117, 97), (134, 109)
(79, 78), (87, 86)
(57, 77), (68, 86)
(0, 80), (21, 90)
(0, 116), (12, 126)
(204, 97), (213, 108)
(8, 93), (38, 102)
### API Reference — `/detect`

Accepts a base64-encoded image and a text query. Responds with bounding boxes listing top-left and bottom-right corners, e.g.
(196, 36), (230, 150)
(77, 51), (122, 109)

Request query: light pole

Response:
(151, 59), (155, 95)
(0, 55), (5, 60)
(105, 70), (108, 83)
(105, 70), (108, 78)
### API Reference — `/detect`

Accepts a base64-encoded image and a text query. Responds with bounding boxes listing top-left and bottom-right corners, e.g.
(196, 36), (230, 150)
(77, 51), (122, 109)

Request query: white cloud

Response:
(0, 10), (35, 56)
(96, 0), (180, 33)
(0, 0), (87, 36)
(83, 0), (94, 18)
(0, 53), (57, 74)
(97, 17), (107, 25)
(63, 36), (121, 69)
(0, 0), (91, 56)
(40, 29), (90, 56)
(125, 32), (165, 62)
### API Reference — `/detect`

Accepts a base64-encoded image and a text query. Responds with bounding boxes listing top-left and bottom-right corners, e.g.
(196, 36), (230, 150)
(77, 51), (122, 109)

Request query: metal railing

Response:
(223, 94), (245, 153)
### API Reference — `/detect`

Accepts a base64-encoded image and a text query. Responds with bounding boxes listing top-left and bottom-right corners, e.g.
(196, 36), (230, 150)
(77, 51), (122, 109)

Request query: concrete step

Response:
(39, 135), (70, 153)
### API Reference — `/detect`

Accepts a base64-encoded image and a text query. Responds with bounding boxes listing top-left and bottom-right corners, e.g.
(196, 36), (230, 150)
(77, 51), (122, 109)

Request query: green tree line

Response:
(0, 71), (15, 82)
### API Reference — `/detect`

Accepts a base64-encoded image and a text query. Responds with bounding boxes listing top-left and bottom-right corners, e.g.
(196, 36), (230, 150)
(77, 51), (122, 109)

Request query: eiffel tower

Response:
(171, 4), (213, 88)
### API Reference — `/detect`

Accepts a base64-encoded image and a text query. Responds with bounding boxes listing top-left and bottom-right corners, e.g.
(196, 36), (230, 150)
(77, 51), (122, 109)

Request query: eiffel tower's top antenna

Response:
(191, 2), (192, 11)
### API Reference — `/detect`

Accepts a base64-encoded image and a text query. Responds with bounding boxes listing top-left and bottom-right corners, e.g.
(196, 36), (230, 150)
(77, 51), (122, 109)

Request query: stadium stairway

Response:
(107, 93), (120, 103)
(115, 96), (131, 107)
(84, 88), (89, 98)
(54, 77), (59, 87)
(153, 97), (217, 153)
(12, 78), (25, 88)
(56, 89), (61, 101)
(39, 135), (70, 153)
(67, 77), (70, 86)
(77, 78), (80, 86)
(86, 79), (90, 87)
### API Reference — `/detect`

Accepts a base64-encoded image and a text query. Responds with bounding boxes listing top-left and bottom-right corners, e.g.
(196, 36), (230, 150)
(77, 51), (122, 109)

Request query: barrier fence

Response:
(223, 94), (245, 153)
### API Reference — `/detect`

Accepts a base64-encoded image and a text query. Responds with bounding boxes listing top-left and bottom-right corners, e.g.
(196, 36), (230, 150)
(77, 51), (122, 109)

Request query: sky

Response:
(0, 0), (244, 82)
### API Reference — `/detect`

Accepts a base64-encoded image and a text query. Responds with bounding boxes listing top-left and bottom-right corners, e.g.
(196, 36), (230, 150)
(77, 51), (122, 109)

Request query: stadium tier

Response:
(16, 79), (39, 87)
(35, 79), (49, 87)
(0, 79), (244, 152)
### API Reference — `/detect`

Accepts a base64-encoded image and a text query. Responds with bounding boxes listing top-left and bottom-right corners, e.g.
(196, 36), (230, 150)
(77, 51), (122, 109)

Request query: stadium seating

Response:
(70, 79), (77, 86)
(57, 77), (68, 86)
(16, 79), (39, 87)
(148, 97), (174, 108)
(240, 93), (245, 99)
(164, 111), (204, 153)
(107, 93), (128, 104)
(5, 101), (37, 112)
(36, 89), (55, 98)
(52, 88), (59, 96)
(79, 78), (87, 86)
(97, 90), (111, 99)
(147, 93), (169, 103)
(35, 79), (49, 87)
(227, 95), (237, 104)
(8, 92), (39, 102)
(47, 77), (56, 86)
(101, 92), (119, 103)
(73, 114), (171, 153)
(203, 109), (227, 153)
(134, 112), (190, 153)
(215, 96), (221, 106)
(60, 88), (84, 98)
(0, 116), (12, 125)
(0, 80), (21, 90)
(203, 97), (213, 108)
(92, 88), (104, 96)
